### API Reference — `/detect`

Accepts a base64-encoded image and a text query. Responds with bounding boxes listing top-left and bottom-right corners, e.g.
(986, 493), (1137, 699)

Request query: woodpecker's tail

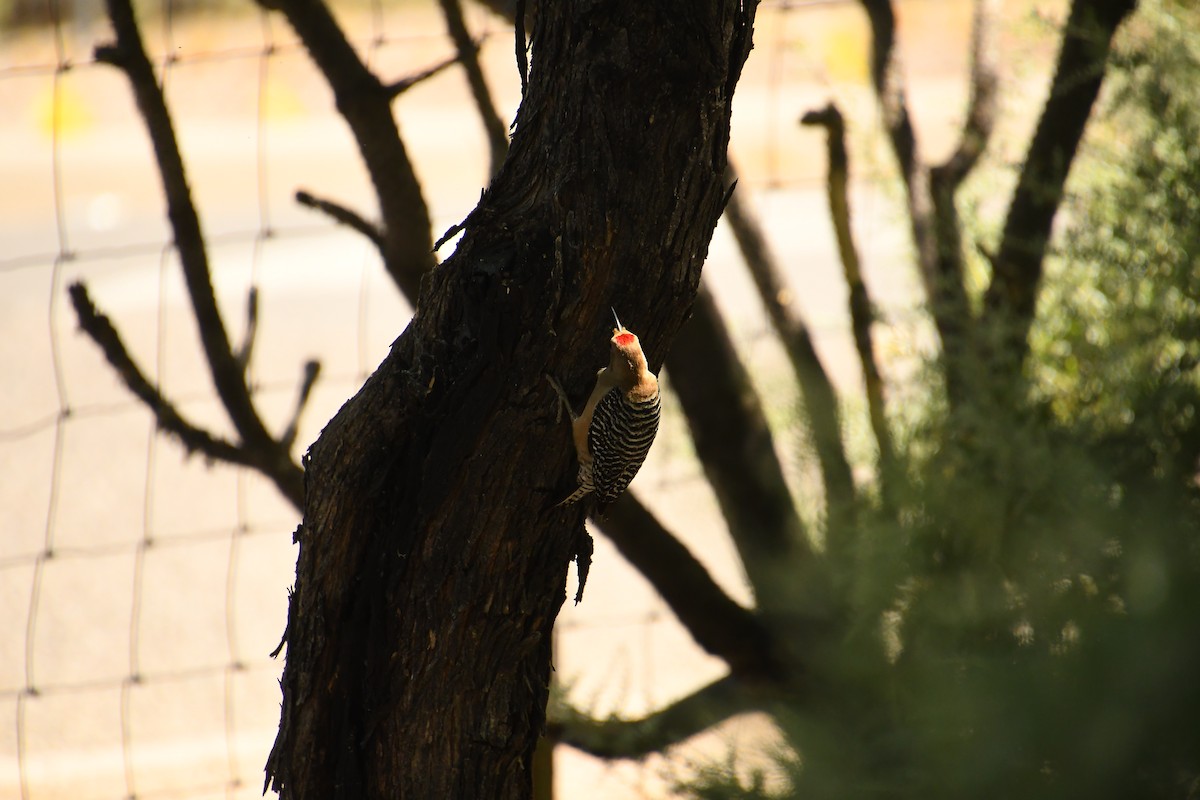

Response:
(554, 484), (592, 507)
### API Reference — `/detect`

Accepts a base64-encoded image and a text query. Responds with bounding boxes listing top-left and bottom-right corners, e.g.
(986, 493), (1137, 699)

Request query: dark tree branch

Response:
(721, 163), (857, 534)
(67, 282), (294, 488)
(94, 0), (302, 506)
(280, 360), (321, 453)
(236, 286), (258, 374)
(437, 0), (509, 177)
(665, 287), (827, 615)
(383, 48), (466, 99)
(923, 0), (1001, 404)
(859, 0), (974, 404)
(932, 0), (1000, 190)
(593, 493), (784, 680)
(295, 189), (385, 250)
(859, 0), (922, 190)
(95, 6), (272, 453)
(549, 675), (766, 759)
(983, 0), (1138, 361)
(800, 106), (895, 496)
(255, 0), (436, 304)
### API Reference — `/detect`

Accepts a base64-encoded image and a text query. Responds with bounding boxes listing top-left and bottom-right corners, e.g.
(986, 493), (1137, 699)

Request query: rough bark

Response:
(265, 1), (758, 797)
(257, 0), (437, 301)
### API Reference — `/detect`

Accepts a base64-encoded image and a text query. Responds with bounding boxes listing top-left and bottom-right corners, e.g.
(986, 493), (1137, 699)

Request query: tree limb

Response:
(858, 0), (973, 404)
(722, 163), (857, 534)
(67, 282), (290, 487)
(983, 0), (1138, 363)
(94, 0), (302, 506)
(548, 675), (764, 759)
(665, 287), (827, 614)
(859, 0), (922, 192)
(921, 0), (1001, 405)
(280, 360), (321, 453)
(799, 106), (895, 498)
(295, 189), (385, 250)
(384, 48), (467, 99)
(255, 0), (436, 303)
(932, 0), (1000, 190)
(437, 0), (509, 177)
(235, 286), (259, 375)
(593, 493), (783, 681)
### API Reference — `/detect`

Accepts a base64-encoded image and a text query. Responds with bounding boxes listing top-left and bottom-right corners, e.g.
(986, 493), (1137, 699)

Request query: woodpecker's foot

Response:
(544, 373), (575, 424)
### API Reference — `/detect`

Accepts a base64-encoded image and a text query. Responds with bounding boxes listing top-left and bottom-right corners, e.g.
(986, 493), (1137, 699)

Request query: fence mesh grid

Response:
(0, 0), (967, 795)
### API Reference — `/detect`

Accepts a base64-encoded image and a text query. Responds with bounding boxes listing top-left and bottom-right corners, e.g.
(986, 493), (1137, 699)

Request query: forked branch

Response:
(68, 282), (265, 474)
(91, 0), (305, 507)
(95, 0), (275, 457)
(437, 0), (509, 177)
(925, 0), (1000, 396)
(255, 0), (436, 303)
(295, 190), (385, 250)
(933, 0), (1000, 191)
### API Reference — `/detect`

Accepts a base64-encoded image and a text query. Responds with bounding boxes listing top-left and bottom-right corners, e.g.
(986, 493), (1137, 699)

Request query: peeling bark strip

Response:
(265, 2), (759, 798)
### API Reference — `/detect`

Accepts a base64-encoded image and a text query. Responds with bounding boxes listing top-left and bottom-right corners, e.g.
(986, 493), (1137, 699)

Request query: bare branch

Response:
(68, 282), (262, 473)
(908, 0), (1001, 407)
(593, 493), (783, 680)
(236, 286), (258, 374)
(858, 0), (973, 405)
(721, 163), (857, 533)
(295, 189), (385, 250)
(549, 676), (763, 759)
(665, 287), (828, 612)
(983, 0), (1138, 360)
(256, 0), (436, 304)
(94, 0), (283, 463)
(800, 106), (895, 495)
(859, 0), (922, 189)
(280, 360), (321, 453)
(933, 0), (1000, 190)
(436, 0), (509, 177)
(384, 48), (467, 99)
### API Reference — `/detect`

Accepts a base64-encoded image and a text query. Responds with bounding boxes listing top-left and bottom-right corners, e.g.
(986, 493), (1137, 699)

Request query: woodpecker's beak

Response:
(611, 307), (624, 332)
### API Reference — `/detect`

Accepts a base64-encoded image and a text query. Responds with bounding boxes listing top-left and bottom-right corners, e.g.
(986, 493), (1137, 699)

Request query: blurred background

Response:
(4, 0), (1170, 798)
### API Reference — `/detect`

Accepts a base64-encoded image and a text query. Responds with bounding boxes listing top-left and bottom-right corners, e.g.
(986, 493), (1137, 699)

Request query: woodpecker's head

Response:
(608, 308), (648, 383)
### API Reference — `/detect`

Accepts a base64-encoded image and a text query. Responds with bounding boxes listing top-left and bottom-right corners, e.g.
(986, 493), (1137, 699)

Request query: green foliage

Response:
(681, 3), (1200, 798)
(683, 399), (1200, 800)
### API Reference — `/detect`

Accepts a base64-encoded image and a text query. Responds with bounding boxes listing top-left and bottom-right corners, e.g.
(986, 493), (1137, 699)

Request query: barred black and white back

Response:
(587, 387), (661, 505)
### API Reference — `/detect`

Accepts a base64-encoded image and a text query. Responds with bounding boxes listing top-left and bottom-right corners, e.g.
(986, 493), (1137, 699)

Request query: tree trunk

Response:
(264, 1), (759, 797)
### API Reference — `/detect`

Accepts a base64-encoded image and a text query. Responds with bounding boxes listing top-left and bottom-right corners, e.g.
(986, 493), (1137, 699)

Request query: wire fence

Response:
(0, 0), (964, 796)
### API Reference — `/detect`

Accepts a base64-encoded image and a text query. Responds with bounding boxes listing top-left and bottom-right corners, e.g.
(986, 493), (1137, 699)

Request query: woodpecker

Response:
(548, 310), (661, 507)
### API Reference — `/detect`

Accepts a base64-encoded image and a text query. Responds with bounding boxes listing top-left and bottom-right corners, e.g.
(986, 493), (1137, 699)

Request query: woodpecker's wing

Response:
(587, 387), (661, 505)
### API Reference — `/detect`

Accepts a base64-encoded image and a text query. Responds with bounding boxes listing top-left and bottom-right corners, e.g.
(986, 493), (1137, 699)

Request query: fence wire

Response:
(0, 0), (953, 796)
